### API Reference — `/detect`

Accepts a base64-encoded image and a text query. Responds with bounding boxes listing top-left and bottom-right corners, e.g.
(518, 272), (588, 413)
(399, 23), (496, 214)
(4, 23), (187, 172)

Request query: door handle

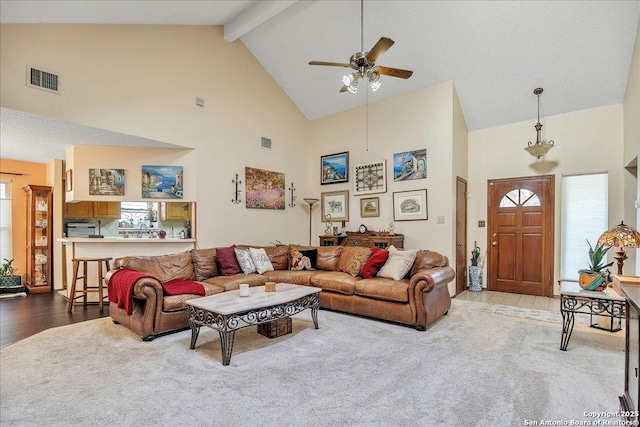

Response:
(492, 241), (497, 246)
(457, 243), (462, 247)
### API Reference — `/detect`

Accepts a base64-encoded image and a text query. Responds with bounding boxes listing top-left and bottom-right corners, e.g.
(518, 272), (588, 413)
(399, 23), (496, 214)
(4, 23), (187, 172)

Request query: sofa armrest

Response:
(410, 266), (456, 293)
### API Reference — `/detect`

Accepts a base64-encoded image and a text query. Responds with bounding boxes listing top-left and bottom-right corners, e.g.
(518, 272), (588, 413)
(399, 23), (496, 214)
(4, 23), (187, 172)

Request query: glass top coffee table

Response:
(186, 283), (320, 365)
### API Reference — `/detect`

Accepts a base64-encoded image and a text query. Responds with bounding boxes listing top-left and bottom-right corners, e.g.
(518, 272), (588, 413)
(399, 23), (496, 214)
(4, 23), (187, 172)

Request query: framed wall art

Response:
(245, 167), (285, 210)
(393, 149), (427, 181)
(360, 197), (379, 218)
(321, 190), (349, 222)
(89, 168), (125, 196)
(353, 159), (386, 195)
(142, 165), (183, 199)
(393, 189), (428, 221)
(321, 151), (349, 185)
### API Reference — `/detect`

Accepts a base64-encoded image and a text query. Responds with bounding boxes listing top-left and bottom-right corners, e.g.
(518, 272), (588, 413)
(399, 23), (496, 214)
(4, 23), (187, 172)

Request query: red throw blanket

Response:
(162, 279), (205, 296)
(108, 269), (155, 315)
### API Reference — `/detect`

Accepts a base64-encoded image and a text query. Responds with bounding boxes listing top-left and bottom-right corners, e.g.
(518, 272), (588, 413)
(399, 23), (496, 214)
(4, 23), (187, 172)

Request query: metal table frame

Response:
(559, 281), (625, 351)
(188, 293), (319, 365)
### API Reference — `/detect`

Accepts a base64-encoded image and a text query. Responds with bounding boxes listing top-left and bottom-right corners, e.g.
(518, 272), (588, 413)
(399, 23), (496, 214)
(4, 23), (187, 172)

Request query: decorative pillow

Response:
(191, 248), (218, 281)
(234, 248), (257, 274)
(360, 247), (390, 279)
(377, 246), (418, 280)
(216, 245), (242, 276)
(291, 249), (317, 271)
(263, 246), (289, 270)
(338, 246), (372, 277)
(249, 247), (274, 274)
(316, 246), (343, 271)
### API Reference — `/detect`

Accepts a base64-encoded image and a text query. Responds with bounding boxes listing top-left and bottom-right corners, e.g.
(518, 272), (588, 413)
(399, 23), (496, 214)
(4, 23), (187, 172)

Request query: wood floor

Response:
(0, 292), (110, 348)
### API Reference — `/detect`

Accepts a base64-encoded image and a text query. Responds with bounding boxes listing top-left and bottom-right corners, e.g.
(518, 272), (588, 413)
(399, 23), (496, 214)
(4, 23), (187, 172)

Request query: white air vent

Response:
(26, 65), (60, 94)
(261, 137), (272, 150)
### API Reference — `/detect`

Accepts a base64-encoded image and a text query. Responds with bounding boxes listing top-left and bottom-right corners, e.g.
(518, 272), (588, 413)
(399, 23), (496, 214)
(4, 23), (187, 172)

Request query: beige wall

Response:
(309, 81), (459, 293)
(468, 104), (625, 294)
(624, 19), (640, 274)
(0, 24), (310, 248)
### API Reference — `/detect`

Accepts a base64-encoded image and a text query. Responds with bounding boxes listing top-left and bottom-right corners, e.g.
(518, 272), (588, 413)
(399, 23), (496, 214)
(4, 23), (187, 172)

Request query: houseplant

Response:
(578, 240), (613, 291)
(0, 258), (23, 290)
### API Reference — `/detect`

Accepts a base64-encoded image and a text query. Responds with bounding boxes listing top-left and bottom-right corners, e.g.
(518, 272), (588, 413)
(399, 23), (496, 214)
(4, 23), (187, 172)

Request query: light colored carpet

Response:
(0, 299), (625, 427)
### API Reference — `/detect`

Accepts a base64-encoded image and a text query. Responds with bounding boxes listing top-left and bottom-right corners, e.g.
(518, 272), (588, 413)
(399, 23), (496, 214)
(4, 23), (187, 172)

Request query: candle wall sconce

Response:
(232, 173), (242, 204)
(288, 182), (296, 207)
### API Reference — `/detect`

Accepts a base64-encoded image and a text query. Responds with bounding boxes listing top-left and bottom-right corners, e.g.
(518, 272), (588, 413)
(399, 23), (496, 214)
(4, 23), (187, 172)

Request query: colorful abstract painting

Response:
(245, 167), (285, 210)
(393, 149), (427, 181)
(89, 169), (125, 195)
(142, 165), (184, 199)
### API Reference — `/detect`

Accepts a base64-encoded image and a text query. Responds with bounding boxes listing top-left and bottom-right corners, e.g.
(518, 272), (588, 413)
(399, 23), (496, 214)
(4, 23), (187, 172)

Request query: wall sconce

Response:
(524, 88), (555, 159)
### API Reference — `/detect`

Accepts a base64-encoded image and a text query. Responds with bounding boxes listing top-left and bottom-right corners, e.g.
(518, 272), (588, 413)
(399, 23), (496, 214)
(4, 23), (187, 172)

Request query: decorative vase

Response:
(578, 270), (607, 291)
(468, 266), (483, 292)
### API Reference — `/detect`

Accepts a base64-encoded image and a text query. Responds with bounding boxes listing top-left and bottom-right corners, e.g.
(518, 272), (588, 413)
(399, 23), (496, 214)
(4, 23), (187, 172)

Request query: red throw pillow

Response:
(217, 245), (241, 276)
(360, 247), (390, 279)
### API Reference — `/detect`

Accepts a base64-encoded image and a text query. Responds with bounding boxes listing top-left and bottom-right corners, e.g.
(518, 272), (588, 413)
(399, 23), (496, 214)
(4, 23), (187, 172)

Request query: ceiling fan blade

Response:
(309, 61), (351, 67)
(366, 37), (394, 62)
(340, 85), (349, 93)
(377, 66), (413, 79)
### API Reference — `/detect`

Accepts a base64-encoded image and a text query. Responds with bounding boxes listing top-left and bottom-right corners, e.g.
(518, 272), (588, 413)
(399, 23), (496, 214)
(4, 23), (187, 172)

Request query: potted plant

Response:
(0, 258), (22, 290)
(578, 240), (613, 291)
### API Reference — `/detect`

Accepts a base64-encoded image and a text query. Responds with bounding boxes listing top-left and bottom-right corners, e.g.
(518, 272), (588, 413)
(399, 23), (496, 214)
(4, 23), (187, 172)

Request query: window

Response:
(0, 181), (12, 260)
(499, 188), (541, 208)
(561, 173), (608, 280)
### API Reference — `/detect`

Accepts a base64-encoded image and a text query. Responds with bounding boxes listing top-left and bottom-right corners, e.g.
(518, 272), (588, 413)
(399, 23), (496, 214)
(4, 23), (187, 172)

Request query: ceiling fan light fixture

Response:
(368, 70), (381, 91)
(342, 74), (353, 86)
(370, 79), (381, 92)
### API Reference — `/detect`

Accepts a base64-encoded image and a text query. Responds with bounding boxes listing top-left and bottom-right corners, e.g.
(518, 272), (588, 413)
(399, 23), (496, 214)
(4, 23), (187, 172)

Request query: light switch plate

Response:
(437, 216), (445, 224)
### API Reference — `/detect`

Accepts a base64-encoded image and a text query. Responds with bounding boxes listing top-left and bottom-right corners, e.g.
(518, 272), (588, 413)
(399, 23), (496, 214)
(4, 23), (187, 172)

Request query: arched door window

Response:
(499, 188), (541, 208)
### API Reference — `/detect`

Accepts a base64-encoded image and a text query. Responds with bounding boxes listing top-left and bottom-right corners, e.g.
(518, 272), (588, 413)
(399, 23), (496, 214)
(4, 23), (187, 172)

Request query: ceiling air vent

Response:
(261, 137), (272, 150)
(26, 65), (60, 94)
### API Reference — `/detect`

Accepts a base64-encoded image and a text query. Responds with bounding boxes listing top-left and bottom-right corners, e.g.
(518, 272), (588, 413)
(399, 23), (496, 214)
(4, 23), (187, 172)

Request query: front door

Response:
(455, 177), (467, 295)
(487, 175), (554, 296)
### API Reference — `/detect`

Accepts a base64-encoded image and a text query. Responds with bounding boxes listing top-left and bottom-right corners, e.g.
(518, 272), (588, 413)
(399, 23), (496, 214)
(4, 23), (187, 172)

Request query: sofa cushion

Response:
(310, 271), (357, 295)
(203, 273), (267, 291)
(262, 270), (319, 286)
(291, 249), (317, 270)
(235, 247), (257, 274)
(249, 247), (274, 274)
(317, 246), (343, 271)
(263, 246), (289, 270)
(217, 245), (242, 276)
(377, 246), (418, 281)
(360, 247), (390, 279)
(354, 277), (409, 303)
(191, 248), (218, 281)
(123, 250), (194, 282)
(337, 246), (372, 277)
(411, 250), (448, 276)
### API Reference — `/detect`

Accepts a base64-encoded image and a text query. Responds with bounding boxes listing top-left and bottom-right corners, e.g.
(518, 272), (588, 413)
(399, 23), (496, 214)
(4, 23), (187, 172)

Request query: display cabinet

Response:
(23, 184), (53, 293)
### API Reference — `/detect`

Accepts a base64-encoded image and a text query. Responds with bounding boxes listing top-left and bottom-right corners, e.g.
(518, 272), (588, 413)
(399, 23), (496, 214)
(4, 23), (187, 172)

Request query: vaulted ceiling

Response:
(1, 1), (638, 163)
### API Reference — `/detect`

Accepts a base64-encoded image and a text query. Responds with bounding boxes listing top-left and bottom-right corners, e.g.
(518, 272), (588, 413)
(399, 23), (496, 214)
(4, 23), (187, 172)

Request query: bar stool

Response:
(67, 257), (113, 312)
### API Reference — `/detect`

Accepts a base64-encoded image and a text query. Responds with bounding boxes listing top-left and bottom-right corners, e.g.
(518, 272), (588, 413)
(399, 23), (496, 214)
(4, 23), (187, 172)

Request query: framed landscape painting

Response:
(321, 152), (349, 185)
(360, 197), (380, 218)
(321, 190), (349, 222)
(89, 168), (125, 196)
(142, 165), (183, 199)
(393, 189), (428, 221)
(393, 149), (427, 181)
(245, 167), (285, 210)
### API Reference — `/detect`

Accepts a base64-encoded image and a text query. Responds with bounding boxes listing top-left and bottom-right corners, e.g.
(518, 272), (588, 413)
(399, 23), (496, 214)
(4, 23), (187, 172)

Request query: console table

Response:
(319, 232), (404, 249)
(559, 281), (625, 351)
(620, 285), (640, 423)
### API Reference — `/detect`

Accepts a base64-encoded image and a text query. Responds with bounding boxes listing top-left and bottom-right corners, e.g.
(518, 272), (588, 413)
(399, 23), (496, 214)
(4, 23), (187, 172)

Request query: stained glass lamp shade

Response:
(597, 221), (640, 275)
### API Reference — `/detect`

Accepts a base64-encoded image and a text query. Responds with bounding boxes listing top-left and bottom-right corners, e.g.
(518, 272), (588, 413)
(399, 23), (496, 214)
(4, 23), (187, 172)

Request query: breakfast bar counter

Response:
(57, 237), (197, 298)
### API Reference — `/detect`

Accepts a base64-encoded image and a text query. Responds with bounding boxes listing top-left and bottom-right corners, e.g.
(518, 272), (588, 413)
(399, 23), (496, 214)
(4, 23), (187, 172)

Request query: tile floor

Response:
(456, 289), (561, 313)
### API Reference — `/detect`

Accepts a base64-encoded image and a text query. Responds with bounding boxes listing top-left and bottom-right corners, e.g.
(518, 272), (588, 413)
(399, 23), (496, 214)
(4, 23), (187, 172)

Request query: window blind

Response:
(560, 173), (608, 280)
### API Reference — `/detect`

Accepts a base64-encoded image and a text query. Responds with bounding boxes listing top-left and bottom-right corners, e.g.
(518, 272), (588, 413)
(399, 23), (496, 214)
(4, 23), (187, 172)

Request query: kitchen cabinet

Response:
(160, 202), (190, 221)
(64, 201), (92, 218)
(64, 201), (120, 219)
(23, 184), (53, 294)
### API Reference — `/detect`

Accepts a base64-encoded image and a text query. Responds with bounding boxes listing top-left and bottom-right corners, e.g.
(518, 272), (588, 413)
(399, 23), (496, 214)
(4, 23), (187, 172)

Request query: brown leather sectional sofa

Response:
(105, 244), (456, 341)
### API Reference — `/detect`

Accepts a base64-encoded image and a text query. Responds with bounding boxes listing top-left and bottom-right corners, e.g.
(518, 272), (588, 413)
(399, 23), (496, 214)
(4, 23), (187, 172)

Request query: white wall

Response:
(468, 104), (625, 294)
(0, 24), (310, 248)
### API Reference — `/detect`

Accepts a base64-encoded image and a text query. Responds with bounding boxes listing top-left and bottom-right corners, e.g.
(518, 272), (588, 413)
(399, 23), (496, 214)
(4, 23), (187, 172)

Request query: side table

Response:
(559, 281), (625, 351)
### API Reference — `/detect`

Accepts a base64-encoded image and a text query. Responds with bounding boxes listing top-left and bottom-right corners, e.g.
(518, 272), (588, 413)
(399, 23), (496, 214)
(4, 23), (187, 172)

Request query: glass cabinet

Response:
(23, 184), (53, 293)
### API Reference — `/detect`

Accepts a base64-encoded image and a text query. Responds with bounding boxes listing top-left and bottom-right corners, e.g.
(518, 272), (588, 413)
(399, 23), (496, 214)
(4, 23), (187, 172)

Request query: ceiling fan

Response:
(308, 0), (413, 94)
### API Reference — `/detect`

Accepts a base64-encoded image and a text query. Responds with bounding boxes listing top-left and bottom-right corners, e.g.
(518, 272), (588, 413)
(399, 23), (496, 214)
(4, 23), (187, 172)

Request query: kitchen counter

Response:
(57, 237), (197, 298)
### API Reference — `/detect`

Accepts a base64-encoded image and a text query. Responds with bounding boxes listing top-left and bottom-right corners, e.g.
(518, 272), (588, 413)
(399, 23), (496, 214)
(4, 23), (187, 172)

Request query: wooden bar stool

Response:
(67, 257), (112, 312)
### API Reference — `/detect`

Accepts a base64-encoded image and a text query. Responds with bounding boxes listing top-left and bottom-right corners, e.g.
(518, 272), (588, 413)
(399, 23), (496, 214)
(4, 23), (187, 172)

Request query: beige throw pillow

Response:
(376, 246), (418, 280)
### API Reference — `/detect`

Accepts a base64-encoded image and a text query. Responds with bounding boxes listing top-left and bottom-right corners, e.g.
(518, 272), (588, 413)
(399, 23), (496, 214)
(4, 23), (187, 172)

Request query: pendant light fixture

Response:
(524, 88), (555, 159)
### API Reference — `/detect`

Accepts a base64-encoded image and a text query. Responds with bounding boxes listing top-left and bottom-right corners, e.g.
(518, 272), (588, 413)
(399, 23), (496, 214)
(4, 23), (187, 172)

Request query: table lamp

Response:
(597, 221), (640, 275)
(303, 198), (319, 245)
